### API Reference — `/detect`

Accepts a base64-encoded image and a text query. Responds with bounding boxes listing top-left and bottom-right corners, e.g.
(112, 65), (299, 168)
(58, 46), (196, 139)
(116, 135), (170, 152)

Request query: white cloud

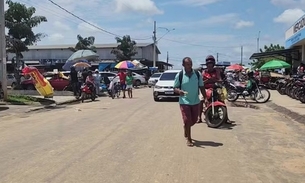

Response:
(53, 21), (71, 31)
(158, 13), (239, 28)
(114, 0), (163, 15)
(274, 9), (305, 24)
(48, 33), (64, 41)
(163, 0), (220, 6)
(235, 20), (254, 29)
(271, 0), (305, 9)
(77, 22), (100, 33)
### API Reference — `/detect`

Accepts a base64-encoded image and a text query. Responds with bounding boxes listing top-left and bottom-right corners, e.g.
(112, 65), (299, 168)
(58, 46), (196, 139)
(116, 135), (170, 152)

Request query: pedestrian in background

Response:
(125, 70), (134, 98)
(174, 57), (206, 147)
(93, 69), (101, 96)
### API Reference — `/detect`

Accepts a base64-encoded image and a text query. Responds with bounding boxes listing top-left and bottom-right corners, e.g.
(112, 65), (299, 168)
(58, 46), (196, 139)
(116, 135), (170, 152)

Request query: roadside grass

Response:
(7, 95), (39, 105)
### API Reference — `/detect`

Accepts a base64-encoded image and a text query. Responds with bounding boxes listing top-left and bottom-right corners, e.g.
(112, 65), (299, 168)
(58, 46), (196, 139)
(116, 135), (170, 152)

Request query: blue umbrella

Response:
(62, 59), (89, 71)
(67, 50), (99, 61)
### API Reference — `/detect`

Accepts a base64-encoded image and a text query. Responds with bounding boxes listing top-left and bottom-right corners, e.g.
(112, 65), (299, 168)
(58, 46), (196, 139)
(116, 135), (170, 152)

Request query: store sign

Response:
(285, 32), (303, 48)
(294, 15), (305, 34)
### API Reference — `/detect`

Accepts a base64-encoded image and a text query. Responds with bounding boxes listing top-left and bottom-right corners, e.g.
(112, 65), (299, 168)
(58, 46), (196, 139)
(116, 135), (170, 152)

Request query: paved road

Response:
(1, 88), (305, 183)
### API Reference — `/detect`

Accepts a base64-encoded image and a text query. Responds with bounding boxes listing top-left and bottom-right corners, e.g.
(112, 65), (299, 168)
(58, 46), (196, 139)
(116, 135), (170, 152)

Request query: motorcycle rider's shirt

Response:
(202, 69), (220, 89)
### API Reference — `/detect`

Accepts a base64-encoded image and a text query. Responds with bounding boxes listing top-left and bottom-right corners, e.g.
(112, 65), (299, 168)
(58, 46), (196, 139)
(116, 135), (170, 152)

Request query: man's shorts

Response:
(126, 84), (133, 89)
(179, 104), (199, 126)
(120, 83), (126, 90)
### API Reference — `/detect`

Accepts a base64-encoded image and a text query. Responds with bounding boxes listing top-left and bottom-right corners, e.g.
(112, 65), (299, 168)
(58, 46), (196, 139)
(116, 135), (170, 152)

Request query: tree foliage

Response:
(111, 35), (137, 61)
(249, 44), (285, 69)
(5, 0), (47, 86)
(69, 35), (96, 52)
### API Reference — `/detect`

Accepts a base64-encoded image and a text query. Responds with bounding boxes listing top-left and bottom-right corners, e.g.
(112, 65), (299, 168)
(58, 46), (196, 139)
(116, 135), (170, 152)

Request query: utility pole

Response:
(257, 31), (260, 53)
(152, 21), (157, 68)
(166, 51), (169, 70)
(0, 0), (7, 100)
(216, 53), (219, 62)
(241, 46), (243, 65)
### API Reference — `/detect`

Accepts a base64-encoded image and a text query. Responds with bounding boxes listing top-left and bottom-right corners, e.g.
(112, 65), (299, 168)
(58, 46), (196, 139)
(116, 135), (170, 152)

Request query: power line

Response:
(46, 0), (151, 40)
(161, 38), (252, 48)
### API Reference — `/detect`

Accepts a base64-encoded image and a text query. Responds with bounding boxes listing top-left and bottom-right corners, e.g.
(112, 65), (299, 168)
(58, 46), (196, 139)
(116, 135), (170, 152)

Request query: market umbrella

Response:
(227, 64), (243, 71)
(73, 62), (90, 68)
(66, 50), (99, 61)
(260, 60), (291, 70)
(62, 59), (89, 71)
(115, 61), (135, 69)
(132, 60), (140, 65)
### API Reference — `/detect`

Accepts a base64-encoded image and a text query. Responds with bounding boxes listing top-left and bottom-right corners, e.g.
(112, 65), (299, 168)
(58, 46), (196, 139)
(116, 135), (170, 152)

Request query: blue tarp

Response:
(98, 63), (110, 71)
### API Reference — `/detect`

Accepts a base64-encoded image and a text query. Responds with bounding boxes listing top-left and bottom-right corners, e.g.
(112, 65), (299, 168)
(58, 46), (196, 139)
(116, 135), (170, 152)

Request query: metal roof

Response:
(28, 43), (153, 50)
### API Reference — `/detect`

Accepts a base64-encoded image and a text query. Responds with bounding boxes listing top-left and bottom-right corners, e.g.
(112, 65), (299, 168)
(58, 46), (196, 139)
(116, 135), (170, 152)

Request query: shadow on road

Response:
(192, 140), (223, 148)
(217, 121), (237, 130)
(0, 106), (9, 111)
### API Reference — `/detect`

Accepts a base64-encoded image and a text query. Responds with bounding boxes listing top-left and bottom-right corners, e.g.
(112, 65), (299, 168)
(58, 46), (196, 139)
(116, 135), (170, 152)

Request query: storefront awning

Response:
(249, 48), (299, 59)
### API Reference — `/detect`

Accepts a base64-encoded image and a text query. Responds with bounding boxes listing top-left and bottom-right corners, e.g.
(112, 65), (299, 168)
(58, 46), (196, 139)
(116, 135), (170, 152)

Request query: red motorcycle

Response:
(80, 83), (96, 103)
(204, 82), (228, 128)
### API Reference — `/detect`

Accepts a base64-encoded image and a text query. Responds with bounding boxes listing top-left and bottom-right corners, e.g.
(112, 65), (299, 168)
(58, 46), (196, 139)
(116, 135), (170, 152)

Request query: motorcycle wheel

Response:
(294, 88), (301, 100)
(300, 94), (305, 103)
(254, 88), (270, 103)
(111, 90), (115, 99)
(81, 92), (85, 103)
(227, 90), (239, 102)
(205, 106), (227, 128)
(91, 94), (96, 101)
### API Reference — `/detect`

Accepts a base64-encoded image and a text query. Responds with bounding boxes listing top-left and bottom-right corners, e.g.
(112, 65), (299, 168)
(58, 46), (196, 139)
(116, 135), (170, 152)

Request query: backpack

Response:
(178, 70), (200, 89)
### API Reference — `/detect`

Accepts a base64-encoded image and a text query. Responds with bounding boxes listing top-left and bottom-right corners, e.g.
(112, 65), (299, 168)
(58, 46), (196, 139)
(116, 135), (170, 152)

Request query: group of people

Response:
(69, 67), (101, 97)
(174, 55), (231, 147)
(69, 67), (135, 99)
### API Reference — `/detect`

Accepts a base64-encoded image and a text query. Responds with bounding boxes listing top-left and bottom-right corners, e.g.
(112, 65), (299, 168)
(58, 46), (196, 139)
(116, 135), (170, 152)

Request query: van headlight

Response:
(154, 85), (162, 89)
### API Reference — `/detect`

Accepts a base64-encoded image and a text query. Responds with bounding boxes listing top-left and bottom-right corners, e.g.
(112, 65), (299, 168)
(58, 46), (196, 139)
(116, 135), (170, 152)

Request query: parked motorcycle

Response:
(204, 82), (228, 128)
(80, 83), (96, 103)
(227, 78), (270, 103)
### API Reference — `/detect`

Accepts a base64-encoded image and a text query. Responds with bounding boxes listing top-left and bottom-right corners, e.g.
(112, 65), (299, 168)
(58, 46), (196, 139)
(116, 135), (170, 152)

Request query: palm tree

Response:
(111, 35), (137, 61)
(69, 35), (96, 52)
(5, 0), (47, 88)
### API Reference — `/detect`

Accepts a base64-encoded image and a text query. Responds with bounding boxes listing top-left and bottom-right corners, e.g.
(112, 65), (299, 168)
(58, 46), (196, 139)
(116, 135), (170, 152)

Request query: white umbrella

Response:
(132, 60), (147, 68)
(67, 50), (99, 61)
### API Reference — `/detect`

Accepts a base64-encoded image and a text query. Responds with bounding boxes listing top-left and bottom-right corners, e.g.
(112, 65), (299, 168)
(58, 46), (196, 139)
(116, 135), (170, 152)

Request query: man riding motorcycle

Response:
(197, 55), (232, 123)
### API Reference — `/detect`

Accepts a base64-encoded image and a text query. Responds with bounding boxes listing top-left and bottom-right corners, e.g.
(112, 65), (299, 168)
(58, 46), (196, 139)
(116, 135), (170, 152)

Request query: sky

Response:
(4, 0), (305, 68)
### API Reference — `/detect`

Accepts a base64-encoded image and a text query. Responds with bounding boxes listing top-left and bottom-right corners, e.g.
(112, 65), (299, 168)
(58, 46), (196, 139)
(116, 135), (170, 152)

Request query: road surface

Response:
(1, 88), (305, 183)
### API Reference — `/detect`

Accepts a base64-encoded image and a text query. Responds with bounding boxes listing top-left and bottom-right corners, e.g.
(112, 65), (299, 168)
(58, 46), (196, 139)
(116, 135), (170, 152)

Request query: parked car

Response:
(21, 73), (69, 91)
(132, 72), (147, 86)
(7, 74), (17, 88)
(148, 73), (162, 88)
(153, 70), (180, 101)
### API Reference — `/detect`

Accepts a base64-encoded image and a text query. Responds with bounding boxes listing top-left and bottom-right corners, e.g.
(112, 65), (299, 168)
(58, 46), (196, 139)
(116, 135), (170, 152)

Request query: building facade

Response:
(6, 43), (160, 66)
(285, 15), (305, 65)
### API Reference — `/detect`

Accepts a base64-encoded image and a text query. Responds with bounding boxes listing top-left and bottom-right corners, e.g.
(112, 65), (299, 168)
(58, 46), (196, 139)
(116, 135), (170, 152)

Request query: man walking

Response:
(117, 70), (127, 98)
(174, 57), (206, 147)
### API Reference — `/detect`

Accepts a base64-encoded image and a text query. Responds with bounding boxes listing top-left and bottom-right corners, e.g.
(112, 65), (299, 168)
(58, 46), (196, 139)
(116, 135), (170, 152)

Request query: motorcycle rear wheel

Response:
(81, 92), (85, 103)
(300, 94), (305, 103)
(205, 106), (227, 128)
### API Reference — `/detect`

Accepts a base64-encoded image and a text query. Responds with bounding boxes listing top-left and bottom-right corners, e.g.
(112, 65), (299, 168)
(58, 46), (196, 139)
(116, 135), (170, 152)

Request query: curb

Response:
(28, 99), (79, 112)
(266, 102), (305, 124)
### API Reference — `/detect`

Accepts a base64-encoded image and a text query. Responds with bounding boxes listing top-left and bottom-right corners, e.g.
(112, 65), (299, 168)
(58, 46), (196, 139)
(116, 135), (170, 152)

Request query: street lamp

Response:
(0, 0), (7, 100)
(257, 31), (260, 53)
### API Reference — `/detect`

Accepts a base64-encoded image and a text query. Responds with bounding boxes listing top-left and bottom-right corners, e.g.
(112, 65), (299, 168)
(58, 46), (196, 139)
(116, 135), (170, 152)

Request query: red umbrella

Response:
(227, 64), (243, 71)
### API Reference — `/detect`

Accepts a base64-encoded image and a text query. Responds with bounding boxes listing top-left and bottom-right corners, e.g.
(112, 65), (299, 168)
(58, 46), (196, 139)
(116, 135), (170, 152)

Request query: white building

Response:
(7, 43), (160, 65)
